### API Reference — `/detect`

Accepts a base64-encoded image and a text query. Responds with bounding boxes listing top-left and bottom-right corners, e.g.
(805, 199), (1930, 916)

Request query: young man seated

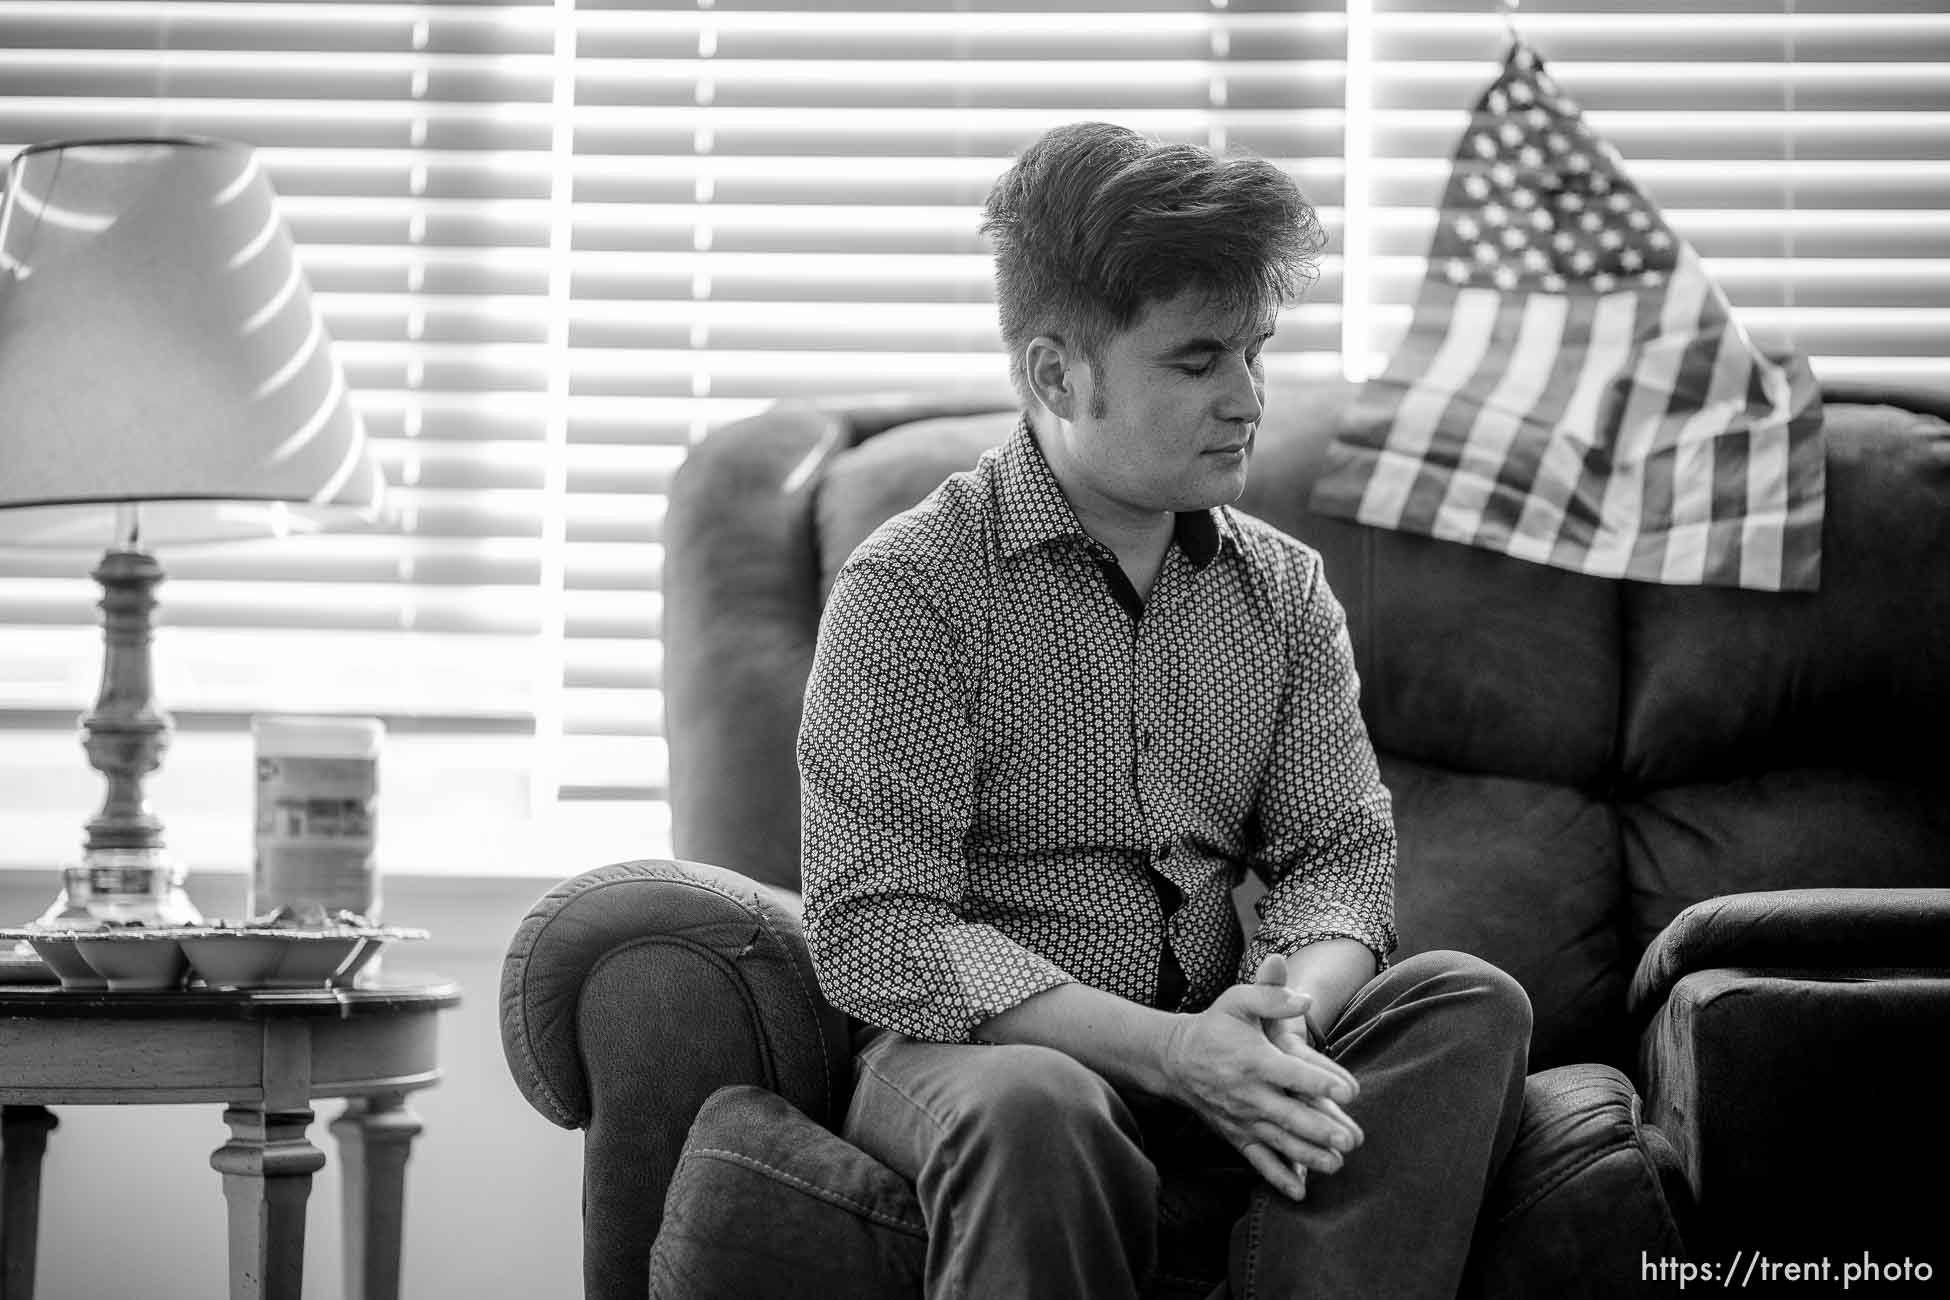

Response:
(799, 120), (1531, 1299)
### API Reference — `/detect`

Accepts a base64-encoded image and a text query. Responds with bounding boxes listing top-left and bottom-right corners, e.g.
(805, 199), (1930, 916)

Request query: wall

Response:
(1, 870), (588, 1300)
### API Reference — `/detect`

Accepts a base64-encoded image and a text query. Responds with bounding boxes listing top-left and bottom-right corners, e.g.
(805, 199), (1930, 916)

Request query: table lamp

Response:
(0, 137), (389, 927)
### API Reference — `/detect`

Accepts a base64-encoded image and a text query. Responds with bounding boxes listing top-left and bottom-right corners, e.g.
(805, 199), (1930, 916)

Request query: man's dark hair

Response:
(980, 121), (1326, 409)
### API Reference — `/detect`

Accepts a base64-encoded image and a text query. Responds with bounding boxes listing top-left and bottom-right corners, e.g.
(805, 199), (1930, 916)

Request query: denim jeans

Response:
(842, 949), (1532, 1300)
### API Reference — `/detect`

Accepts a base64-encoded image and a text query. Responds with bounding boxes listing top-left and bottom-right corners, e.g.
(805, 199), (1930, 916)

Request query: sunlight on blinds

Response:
(1347, 2), (1950, 383)
(0, 0), (1341, 874)
(0, 0), (561, 875)
(0, 0), (559, 717)
(553, 0), (1350, 827)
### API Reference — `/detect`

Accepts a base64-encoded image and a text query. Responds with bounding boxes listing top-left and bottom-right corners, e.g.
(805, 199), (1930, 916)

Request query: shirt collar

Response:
(993, 415), (1238, 568)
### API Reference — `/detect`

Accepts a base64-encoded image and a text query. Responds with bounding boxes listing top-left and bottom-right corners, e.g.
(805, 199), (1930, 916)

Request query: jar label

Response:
(252, 754), (379, 920)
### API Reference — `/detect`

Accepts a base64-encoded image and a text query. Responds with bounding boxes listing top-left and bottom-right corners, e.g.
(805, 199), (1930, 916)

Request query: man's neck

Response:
(1027, 411), (1175, 600)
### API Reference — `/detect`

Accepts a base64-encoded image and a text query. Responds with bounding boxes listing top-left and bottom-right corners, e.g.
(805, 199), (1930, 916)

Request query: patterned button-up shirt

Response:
(799, 418), (1397, 1045)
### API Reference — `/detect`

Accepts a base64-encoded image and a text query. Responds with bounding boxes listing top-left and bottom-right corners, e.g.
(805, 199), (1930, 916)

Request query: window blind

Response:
(0, 0), (1344, 874)
(0, 0), (563, 875)
(1, 1), (1939, 876)
(553, 0), (1350, 823)
(1352, 0), (1949, 382)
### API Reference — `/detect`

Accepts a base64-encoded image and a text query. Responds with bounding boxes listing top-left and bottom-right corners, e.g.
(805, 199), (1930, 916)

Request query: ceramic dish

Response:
(3, 936), (78, 986)
(178, 928), (376, 989)
(63, 929), (190, 992)
(334, 935), (387, 987)
(0, 925), (120, 991)
(176, 930), (339, 989)
(20, 933), (111, 989)
(333, 925), (430, 987)
(0, 923), (430, 992)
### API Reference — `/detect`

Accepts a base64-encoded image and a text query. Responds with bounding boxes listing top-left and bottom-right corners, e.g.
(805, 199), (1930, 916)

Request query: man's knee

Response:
(1387, 949), (1534, 1047)
(940, 1044), (1136, 1149)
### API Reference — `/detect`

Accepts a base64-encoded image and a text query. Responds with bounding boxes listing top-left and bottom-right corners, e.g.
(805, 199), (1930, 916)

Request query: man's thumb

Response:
(1231, 982), (1310, 1021)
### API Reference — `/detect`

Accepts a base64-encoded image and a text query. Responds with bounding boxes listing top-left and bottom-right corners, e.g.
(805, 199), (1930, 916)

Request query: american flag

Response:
(1310, 41), (1825, 591)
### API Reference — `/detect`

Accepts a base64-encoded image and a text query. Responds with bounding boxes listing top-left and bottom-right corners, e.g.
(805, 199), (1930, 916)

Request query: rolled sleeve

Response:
(1241, 561), (1398, 979)
(799, 557), (1073, 1043)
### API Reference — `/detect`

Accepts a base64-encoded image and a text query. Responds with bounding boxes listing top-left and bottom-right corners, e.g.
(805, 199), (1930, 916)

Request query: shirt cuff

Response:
(1239, 926), (1395, 985)
(939, 921), (1076, 1038)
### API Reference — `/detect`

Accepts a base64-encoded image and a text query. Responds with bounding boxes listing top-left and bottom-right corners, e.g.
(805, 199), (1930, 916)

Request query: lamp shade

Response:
(0, 137), (387, 549)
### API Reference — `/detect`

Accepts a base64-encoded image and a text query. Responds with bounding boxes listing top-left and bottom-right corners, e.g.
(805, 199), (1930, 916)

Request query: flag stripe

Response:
(1739, 356), (1797, 589)
(1468, 289), (1601, 553)
(1703, 426), (1752, 581)
(1398, 288), (1536, 535)
(1505, 290), (1640, 565)
(1353, 286), (1502, 529)
(1430, 292), (1569, 544)
(1655, 336), (1753, 584)
(1571, 253), (1711, 578)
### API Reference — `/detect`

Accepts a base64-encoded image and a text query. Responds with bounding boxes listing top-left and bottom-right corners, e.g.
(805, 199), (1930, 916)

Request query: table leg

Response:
(211, 1105), (327, 1300)
(1, 1105), (58, 1300)
(329, 1096), (422, 1300)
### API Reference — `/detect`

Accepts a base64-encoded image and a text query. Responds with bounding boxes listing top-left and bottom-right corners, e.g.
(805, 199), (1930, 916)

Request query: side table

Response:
(0, 975), (461, 1300)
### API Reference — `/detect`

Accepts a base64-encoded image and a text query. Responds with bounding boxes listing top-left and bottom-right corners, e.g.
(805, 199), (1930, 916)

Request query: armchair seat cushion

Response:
(649, 1085), (926, 1300)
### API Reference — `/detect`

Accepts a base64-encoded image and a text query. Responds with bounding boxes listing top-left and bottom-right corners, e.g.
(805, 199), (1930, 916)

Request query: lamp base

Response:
(36, 851), (203, 928)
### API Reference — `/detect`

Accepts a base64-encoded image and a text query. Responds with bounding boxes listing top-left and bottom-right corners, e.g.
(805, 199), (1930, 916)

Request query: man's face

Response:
(1051, 289), (1273, 522)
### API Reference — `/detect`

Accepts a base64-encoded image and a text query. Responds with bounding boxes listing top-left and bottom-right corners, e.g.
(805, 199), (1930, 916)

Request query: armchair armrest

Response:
(1629, 888), (1950, 1260)
(499, 859), (853, 1300)
(1628, 887), (1950, 1020)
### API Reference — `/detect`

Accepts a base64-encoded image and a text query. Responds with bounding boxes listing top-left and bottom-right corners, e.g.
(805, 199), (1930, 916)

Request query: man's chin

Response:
(1186, 454), (1252, 507)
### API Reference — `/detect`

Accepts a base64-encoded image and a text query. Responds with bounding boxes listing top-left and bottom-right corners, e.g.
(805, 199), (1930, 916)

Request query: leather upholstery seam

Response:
(743, 887), (838, 1115)
(686, 1147), (928, 1237)
(506, 868), (632, 1126)
(1493, 1133), (1636, 1225)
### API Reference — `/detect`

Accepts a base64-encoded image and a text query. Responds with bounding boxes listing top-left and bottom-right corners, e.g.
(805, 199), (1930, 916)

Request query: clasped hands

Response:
(1160, 953), (1363, 1201)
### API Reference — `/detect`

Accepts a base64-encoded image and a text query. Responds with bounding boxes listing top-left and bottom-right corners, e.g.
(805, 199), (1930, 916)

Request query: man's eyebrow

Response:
(1158, 329), (1277, 358)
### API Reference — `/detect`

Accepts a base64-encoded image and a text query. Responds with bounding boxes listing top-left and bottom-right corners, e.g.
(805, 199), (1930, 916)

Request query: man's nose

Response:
(1216, 355), (1264, 424)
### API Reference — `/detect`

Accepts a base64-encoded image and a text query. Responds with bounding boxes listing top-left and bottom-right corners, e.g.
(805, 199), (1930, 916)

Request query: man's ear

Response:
(1025, 336), (1080, 421)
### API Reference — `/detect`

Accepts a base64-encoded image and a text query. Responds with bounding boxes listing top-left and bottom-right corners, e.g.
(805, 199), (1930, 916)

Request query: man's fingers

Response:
(1256, 1041), (1360, 1109)
(1218, 981), (1309, 1024)
(1264, 1029), (1349, 1093)
(1241, 1142), (1307, 1201)
(1310, 1093), (1364, 1148)
(1250, 1117), (1347, 1176)
(1241, 964), (1362, 1102)
(1247, 1088), (1361, 1162)
(1217, 1075), (1361, 1161)
(1302, 1051), (1361, 1101)
(1263, 1029), (1361, 1098)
